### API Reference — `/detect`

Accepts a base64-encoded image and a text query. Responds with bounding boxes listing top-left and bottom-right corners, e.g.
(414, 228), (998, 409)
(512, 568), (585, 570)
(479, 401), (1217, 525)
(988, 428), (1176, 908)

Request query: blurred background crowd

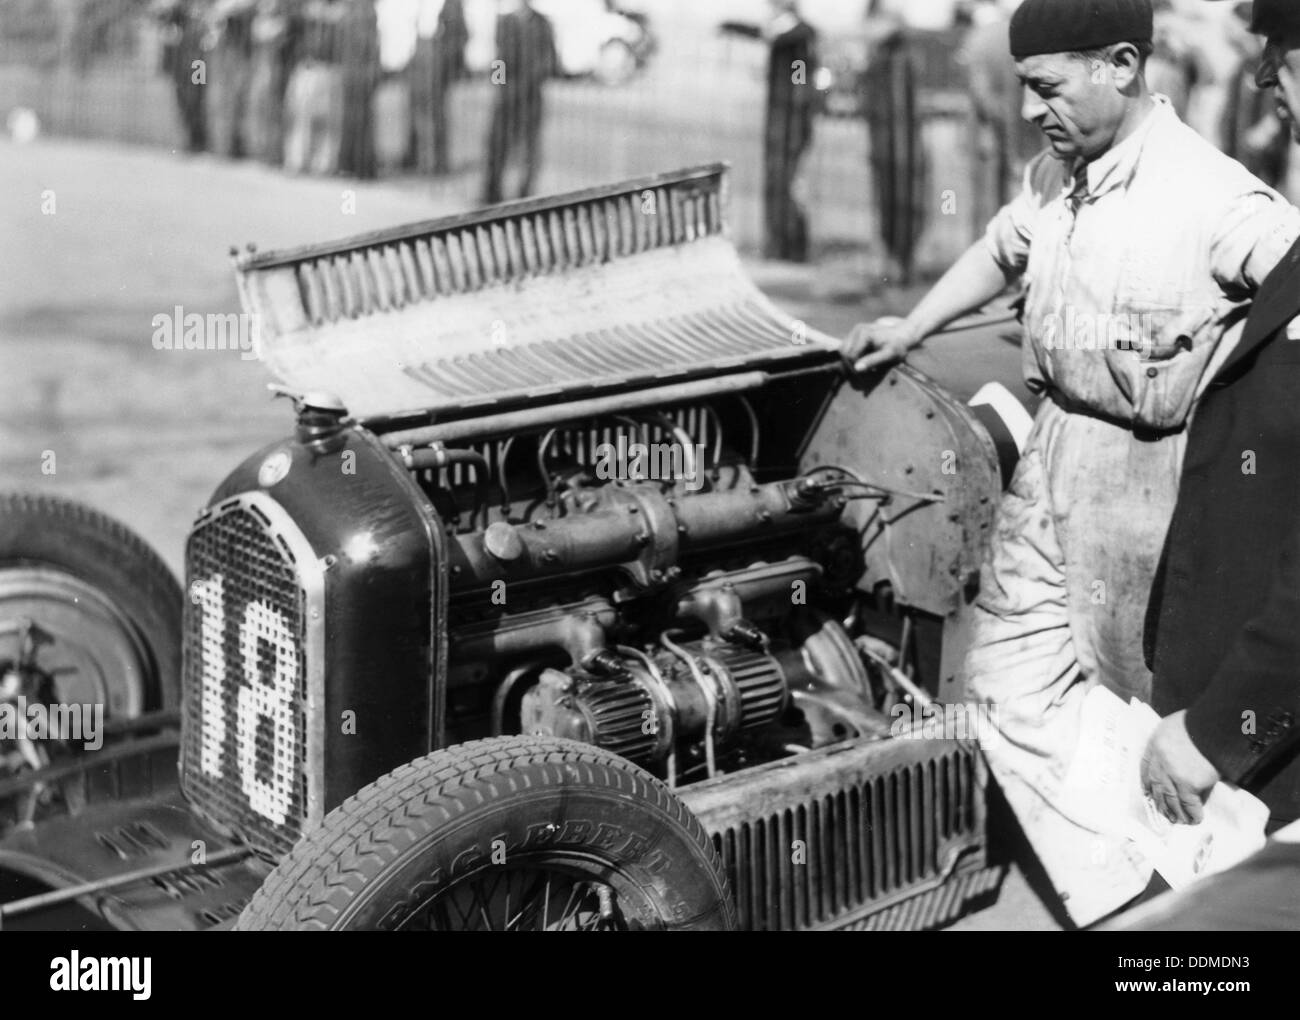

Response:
(0, 0), (1291, 279)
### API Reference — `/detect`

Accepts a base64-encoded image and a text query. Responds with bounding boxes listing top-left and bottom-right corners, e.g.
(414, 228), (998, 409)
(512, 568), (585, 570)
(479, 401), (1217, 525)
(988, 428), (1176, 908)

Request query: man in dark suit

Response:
(481, 0), (557, 204)
(761, 1), (819, 262)
(411, 0), (467, 175)
(158, 0), (210, 153)
(718, 1), (820, 261)
(864, 7), (924, 285)
(1143, 0), (1300, 835)
(337, 0), (380, 179)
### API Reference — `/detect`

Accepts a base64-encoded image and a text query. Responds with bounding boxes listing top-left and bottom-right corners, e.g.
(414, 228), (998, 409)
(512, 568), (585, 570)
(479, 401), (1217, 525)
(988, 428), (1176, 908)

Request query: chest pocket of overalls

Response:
(1127, 302), (1214, 361)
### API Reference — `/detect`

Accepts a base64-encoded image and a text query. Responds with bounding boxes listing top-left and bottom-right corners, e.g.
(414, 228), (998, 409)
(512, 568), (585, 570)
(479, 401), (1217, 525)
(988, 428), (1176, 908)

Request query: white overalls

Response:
(964, 96), (1300, 925)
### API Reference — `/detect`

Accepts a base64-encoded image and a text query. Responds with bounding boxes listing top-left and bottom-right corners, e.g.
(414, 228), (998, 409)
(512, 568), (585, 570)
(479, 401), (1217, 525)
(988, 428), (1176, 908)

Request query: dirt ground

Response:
(0, 134), (1053, 930)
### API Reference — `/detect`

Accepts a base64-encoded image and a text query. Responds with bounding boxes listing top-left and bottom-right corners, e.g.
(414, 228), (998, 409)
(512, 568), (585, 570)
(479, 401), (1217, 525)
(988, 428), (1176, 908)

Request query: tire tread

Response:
(237, 736), (735, 931)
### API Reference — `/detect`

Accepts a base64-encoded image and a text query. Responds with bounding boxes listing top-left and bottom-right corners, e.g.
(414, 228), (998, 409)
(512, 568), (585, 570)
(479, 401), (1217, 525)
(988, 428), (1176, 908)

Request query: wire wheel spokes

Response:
(413, 867), (632, 931)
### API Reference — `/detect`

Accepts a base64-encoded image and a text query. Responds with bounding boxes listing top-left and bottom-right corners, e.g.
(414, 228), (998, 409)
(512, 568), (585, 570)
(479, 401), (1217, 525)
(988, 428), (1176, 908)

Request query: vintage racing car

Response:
(0, 164), (1023, 931)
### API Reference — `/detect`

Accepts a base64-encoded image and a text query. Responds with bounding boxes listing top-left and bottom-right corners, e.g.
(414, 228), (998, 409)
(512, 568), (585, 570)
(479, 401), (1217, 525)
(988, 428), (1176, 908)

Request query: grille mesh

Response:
(181, 503), (310, 856)
(712, 750), (978, 931)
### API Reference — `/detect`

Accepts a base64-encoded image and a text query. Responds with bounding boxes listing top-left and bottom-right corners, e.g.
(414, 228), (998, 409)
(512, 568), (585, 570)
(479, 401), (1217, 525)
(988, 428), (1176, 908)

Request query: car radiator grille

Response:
(181, 496), (321, 857)
(679, 740), (998, 932)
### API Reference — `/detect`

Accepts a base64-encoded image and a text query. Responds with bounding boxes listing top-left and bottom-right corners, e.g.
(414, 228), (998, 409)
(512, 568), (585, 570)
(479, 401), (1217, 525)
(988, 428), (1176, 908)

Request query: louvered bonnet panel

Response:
(679, 736), (1000, 931)
(234, 164), (837, 419)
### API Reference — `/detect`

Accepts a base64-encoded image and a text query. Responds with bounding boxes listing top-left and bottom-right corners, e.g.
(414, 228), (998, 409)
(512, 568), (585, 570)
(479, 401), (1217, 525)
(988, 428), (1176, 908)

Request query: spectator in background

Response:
(1220, 2), (1289, 189)
(763, 1), (818, 262)
(206, 0), (257, 158)
(482, 0), (557, 204)
(338, 0), (380, 178)
(1149, 0), (1243, 146)
(157, 0), (210, 152)
(721, 1), (820, 261)
(375, 0), (419, 172)
(963, 0), (1041, 231)
(1147, 1), (1197, 119)
(411, 0), (468, 175)
(244, 0), (296, 164)
(871, 0), (959, 32)
(864, 0), (926, 284)
(283, 0), (346, 174)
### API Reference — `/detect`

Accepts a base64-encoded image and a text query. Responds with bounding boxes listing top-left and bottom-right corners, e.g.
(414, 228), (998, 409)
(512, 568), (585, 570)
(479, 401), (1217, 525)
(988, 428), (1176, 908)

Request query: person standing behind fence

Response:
(864, 3), (926, 285)
(718, 3), (819, 261)
(206, 0), (257, 157)
(244, 0), (296, 164)
(283, 0), (347, 174)
(482, 0), (557, 205)
(158, 0), (210, 153)
(337, 0), (380, 179)
(411, 0), (467, 175)
(375, 0), (418, 171)
(762, 2), (818, 262)
(963, 0), (1040, 235)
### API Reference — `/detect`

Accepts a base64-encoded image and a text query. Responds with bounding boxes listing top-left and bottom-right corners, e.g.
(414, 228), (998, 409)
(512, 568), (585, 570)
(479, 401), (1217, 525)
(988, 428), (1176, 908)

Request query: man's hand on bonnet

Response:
(1140, 710), (1221, 825)
(842, 318), (923, 374)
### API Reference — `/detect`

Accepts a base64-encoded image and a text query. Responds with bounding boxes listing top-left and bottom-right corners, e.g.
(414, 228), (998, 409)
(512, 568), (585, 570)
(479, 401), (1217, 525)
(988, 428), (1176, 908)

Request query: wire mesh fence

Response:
(0, 0), (983, 268)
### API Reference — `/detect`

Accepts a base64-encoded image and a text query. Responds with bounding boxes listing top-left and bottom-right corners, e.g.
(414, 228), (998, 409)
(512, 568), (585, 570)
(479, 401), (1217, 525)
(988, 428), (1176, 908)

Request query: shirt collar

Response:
(1069, 95), (1172, 202)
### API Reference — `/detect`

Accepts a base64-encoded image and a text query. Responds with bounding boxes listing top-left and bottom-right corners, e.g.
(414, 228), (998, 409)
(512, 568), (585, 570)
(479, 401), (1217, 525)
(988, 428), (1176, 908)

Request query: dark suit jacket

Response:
(765, 20), (818, 161)
(1146, 237), (1300, 823)
(494, 7), (557, 104)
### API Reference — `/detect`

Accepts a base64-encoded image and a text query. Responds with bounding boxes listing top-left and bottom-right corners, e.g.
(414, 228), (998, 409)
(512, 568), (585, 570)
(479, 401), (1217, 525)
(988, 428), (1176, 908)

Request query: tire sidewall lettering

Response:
(354, 805), (700, 929)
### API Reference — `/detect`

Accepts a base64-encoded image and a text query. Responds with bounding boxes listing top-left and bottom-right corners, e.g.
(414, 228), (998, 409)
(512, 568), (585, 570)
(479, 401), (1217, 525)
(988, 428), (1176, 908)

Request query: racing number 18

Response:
(191, 574), (300, 825)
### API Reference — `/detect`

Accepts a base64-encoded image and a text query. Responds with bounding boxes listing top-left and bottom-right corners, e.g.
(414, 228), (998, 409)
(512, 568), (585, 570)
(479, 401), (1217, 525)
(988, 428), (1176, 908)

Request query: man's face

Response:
(1016, 51), (1125, 161)
(1257, 29), (1300, 144)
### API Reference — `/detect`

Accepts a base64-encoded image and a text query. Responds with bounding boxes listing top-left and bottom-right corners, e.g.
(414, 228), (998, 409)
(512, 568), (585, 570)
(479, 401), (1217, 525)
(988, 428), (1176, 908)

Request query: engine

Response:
(420, 403), (895, 787)
(179, 163), (1000, 864)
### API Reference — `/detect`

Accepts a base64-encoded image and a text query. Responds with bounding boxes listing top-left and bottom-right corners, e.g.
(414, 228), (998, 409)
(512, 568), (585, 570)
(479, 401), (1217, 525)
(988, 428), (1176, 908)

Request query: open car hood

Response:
(234, 164), (840, 421)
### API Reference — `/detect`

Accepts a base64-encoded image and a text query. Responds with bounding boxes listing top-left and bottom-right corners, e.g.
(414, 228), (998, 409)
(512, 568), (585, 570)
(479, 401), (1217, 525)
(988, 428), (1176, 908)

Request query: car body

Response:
(0, 164), (1019, 931)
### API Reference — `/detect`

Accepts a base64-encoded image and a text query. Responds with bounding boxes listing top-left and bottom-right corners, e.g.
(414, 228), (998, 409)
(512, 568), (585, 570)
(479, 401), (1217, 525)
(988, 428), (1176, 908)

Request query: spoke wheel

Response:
(0, 568), (151, 717)
(237, 736), (736, 931)
(405, 860), (653, 931)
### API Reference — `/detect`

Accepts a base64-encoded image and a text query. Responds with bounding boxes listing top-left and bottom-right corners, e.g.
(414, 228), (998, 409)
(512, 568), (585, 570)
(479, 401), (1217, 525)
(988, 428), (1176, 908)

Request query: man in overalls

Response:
(843, 0), (1300, 925)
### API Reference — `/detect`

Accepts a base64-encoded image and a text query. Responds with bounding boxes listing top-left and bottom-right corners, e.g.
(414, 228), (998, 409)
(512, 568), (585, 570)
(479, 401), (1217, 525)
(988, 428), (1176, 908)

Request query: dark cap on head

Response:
(1249, 0), (1300, 37)
(1010, 0), (1154, 59)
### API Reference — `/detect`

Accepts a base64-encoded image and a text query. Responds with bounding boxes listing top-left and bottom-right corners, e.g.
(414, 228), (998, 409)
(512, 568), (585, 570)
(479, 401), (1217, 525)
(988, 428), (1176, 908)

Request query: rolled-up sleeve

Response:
(983, 152), (1055, 278)
(1211, 191), (1300, 297)
(983, 180), (1035, 277)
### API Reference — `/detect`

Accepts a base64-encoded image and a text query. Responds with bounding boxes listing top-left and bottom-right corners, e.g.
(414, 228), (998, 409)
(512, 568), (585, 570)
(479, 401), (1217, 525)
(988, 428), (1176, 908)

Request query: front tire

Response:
(236, 736), (737, 931)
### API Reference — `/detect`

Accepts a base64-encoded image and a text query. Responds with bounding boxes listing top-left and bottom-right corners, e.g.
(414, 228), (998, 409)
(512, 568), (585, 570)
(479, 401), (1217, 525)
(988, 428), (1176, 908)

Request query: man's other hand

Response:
(842, 318), (922, 374)
(1141, 710), (1221, 825)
